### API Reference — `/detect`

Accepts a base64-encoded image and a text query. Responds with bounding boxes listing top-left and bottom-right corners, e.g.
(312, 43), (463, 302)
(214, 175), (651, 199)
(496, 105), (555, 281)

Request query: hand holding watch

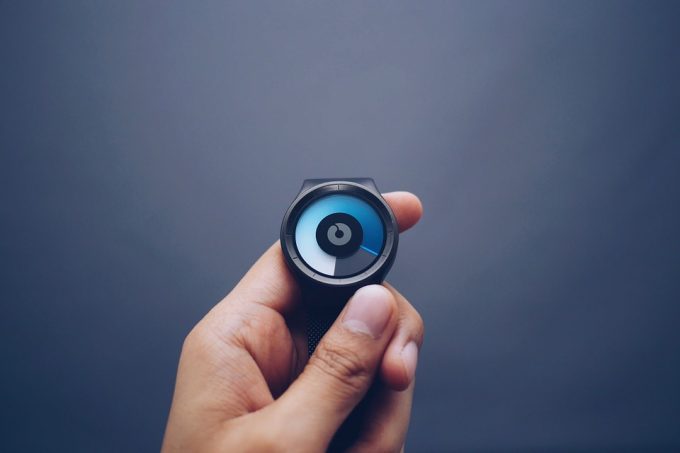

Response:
(163, 179), (422, 452)
(280, 178), (400, 354)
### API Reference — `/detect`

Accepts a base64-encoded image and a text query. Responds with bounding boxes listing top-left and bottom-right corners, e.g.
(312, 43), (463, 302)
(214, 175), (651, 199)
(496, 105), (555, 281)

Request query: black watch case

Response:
(280, 180), (399, 290)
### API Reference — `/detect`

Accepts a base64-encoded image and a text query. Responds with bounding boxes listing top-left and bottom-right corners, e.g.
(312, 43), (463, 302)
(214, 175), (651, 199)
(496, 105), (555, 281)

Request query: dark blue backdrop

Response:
(2, 1), (680, 451)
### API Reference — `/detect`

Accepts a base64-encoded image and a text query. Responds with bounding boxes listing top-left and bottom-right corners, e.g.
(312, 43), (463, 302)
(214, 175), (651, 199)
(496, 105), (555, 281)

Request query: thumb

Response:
(273, 285), (398, 447)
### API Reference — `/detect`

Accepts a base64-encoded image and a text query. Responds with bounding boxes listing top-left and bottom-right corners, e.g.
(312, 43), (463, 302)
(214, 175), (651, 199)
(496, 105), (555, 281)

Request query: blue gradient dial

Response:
(294, 194), (385, 277)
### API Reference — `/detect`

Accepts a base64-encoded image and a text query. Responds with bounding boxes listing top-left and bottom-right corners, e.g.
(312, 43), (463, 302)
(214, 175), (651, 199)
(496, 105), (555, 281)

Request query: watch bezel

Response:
(280, 181), (398, 288)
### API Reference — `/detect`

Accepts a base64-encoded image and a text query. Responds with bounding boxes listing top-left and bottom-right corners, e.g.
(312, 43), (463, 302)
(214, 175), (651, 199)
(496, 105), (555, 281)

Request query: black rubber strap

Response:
(306, 306), (342, 356)
(303, 284), (356, 356)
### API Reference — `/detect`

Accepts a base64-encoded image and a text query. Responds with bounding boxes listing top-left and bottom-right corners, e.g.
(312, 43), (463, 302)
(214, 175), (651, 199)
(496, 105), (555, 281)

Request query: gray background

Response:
(2, 1), (680, 451)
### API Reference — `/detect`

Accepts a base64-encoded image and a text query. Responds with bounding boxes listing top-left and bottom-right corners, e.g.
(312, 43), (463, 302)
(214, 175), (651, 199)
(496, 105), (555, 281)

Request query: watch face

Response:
(281, 181), (398, 286)
(294, 194), (385, 277)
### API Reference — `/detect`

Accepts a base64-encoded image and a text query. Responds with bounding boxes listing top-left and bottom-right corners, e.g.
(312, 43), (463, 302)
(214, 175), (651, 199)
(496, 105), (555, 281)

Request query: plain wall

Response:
(1, 1), (679, 451)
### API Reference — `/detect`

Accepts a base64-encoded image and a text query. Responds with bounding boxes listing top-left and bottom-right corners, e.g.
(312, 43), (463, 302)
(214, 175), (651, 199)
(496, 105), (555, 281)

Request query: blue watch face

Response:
(294, 194), (385, 278)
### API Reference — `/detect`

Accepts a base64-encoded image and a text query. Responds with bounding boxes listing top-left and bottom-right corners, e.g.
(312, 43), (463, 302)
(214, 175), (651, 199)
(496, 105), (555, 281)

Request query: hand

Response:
(162, 192), (424, 452)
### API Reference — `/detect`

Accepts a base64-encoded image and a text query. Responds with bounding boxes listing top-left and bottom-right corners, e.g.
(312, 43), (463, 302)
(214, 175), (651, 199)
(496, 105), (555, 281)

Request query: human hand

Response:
(162, 192), (424, 452)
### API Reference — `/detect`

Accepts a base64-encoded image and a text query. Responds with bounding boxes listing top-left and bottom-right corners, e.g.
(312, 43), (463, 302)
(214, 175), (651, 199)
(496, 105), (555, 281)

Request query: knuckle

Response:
(388, 283), (425, 345)
(412, 310), (425, 344)
(184, 306), (260, 353)
(181, 319), (232, 360)
(181, 323), (207, 353)
(310, 340), (372, 394)
(404, 306), (425, 346)
(181, 323), (215, 358)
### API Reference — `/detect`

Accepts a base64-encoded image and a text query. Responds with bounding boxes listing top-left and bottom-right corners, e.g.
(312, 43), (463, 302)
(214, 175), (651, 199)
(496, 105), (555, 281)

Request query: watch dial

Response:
(294, 194), (385, 277)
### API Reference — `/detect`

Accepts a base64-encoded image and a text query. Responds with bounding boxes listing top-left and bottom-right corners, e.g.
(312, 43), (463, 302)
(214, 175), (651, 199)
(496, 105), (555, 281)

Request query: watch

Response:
(280, 178), (399, 356)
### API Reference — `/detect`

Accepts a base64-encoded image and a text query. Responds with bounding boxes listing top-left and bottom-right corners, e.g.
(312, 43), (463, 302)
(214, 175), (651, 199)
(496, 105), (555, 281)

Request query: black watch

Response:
(280, 178), (399, 356)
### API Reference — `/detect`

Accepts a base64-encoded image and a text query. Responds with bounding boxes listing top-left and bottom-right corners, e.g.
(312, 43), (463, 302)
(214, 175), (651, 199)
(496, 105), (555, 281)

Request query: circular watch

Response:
(280, 178), (399, 356)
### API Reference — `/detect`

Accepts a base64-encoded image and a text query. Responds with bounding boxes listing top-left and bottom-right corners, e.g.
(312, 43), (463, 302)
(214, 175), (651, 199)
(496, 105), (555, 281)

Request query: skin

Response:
(162, 192), (424, 452)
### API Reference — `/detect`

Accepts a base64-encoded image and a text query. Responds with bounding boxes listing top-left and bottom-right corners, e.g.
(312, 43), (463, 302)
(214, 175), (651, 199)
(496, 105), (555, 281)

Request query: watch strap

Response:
(303, 284), (357, 356)
(306, 306), (341, 356)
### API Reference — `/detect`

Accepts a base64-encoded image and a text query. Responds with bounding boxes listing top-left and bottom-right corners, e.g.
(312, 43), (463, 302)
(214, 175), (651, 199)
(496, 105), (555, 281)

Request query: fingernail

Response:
(401, 341), (419, 382)
(342, 285), (393, 338)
